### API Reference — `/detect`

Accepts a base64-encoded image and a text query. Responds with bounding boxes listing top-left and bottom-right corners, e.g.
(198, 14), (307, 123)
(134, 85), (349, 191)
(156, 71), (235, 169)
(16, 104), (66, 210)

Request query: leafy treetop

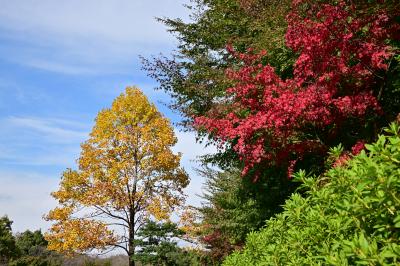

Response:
(195, 0), (400, 179)
(45, 87), (189, 265)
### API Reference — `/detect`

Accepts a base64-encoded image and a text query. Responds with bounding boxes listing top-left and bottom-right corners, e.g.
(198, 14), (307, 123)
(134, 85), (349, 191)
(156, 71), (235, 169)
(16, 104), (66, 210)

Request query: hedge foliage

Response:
(224, 123), (400, 266)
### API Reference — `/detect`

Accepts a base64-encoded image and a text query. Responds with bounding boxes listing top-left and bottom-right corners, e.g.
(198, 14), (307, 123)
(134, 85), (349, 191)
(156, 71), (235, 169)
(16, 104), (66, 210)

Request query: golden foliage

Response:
(45, 219), (117, 256)
(179, 206), (204, 239)
(45, 87), (189, 255)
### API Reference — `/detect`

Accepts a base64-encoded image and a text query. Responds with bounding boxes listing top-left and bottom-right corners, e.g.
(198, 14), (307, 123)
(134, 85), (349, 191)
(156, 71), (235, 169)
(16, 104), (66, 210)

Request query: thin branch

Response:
(94, 206), (129, 223)
(106, 222), (130, 229)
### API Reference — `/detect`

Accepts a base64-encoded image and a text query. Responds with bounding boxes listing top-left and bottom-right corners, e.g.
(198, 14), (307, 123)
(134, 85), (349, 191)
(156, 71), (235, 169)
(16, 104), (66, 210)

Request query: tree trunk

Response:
(129, 208), (136, 266)
(129, 256), (135, 266)
(128, 233), (136, 266)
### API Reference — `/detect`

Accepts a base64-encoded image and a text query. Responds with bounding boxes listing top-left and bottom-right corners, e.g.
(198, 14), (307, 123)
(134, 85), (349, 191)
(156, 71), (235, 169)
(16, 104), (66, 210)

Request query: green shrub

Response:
(224, 123), (400, 266)
(9, 256), (52, 266)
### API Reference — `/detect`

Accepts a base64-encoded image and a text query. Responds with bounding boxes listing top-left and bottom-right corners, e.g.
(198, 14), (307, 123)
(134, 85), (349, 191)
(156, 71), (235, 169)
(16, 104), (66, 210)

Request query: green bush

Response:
(224, 123), (400, 266)
(9, 256), (53, 266)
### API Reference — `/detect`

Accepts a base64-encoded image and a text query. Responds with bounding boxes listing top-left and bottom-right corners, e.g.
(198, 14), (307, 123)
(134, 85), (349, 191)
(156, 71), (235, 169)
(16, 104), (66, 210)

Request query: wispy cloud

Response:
(0, 116), (88, 168)
(0, 0), (187, 45)
(0, 0), (189, 75)
(0, 78), (50, 106)
(0, 151), (79, 167)
(24, 59), (97, 75)
(6, 116), (89, 144)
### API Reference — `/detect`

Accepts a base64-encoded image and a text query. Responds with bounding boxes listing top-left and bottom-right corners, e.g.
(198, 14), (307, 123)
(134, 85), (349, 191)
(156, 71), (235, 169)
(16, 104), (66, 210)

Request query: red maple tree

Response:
(195, 0), (399, 179)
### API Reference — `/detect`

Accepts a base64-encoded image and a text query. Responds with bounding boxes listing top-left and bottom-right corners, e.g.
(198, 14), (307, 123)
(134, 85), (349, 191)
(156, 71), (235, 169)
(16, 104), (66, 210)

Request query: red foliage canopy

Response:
(195, 0), (399, 179)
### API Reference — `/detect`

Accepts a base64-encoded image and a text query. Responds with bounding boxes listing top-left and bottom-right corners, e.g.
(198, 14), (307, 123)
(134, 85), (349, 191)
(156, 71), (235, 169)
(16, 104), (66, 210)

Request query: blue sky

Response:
(0, 0), (214, 233)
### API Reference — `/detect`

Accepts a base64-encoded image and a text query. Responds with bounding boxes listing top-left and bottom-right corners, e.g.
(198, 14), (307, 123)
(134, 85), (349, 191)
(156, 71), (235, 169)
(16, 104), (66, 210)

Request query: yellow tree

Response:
(45, 87), (189, 266)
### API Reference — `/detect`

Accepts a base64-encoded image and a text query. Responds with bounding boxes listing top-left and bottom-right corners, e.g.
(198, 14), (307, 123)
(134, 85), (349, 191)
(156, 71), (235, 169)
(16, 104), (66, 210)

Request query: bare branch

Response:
(94, 206), (129, 224)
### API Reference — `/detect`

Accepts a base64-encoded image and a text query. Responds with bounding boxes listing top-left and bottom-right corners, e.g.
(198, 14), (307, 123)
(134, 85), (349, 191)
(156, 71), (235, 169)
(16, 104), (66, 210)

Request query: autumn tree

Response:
(195, 0), (400, 179)
(142, 0), (292, 130)
(45, 88), (189, 266)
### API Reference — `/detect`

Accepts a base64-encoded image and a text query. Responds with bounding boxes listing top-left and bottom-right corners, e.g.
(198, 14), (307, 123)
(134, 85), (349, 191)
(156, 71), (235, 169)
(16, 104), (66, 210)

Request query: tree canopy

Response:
(0, 216), (18, 264)
(142, 0), (293, 130)
(45, 87), (189, 266)
(194, 0), (400, 179)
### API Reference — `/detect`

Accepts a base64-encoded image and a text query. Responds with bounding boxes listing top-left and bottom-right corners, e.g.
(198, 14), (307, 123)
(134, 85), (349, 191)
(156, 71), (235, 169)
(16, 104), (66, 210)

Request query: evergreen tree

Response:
(0, 216), (18, 264)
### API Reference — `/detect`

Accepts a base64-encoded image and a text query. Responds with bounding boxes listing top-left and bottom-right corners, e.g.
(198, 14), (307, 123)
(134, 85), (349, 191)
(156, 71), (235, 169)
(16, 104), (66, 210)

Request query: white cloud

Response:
(0, 116), (88, 168)
(0, 0), (187, 45)
(6, 116), (89, 144)
(0, 81), (50, 106)
(0, 151), (79, 167)
(24, 59), (97, 75)
(0, 171), (59, 233)
(0, 0), (190, 74)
